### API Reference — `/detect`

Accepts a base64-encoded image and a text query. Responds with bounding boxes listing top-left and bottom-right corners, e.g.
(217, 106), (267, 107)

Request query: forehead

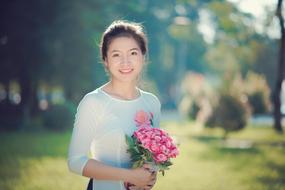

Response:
(108, 37), (140, 52)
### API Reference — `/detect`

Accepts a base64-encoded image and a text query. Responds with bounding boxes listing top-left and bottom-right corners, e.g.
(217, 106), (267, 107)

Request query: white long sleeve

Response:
(68, 95), (98, 175)
(67, 85), (161, 189)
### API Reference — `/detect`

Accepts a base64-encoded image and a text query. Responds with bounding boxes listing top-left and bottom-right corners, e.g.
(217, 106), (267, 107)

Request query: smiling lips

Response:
(119, 68), (134, 74)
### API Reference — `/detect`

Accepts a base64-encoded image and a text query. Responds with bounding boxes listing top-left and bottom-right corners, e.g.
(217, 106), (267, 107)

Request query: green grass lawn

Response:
(0, 122), (285, 190)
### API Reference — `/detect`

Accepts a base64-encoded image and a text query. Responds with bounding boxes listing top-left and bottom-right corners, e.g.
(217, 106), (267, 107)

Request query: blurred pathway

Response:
(161, 110), (285, 127)
(250, 114), (285, 126)
(161, 110), (184, 122)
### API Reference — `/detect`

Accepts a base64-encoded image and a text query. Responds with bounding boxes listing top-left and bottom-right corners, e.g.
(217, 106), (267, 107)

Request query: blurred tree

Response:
(41, 0), (106, 102)
(205, 1), (261, 76)
(273, 0), (284, 133)
(203, 1), (279, 130)
(244, 72), (271, 115)
(0, 0), (281, 131)
(206, 74), (251, 139)
(0, 0), (51, 128)
(0, 0), (110, 129)
(207, 93), (250, 139)
(252, 38), (278, 90)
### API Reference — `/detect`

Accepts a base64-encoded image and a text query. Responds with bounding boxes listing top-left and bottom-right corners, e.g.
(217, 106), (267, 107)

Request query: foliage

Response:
(244, 72), (272, 114)
(222, 72), (271, 115)
(248, 92), (269, 114)
(0, 104), (22, 130)
(206, 93), (250, 138)
(187, 100), (200, 120)
(0, 0), (279, 130)
(179, 72), (217, 123)
(42, 102), (76, 131)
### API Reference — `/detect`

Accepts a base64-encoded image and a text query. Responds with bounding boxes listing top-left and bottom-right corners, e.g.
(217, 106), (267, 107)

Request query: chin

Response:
(120, 78), (137, 83)
(114, 76), (137, 83)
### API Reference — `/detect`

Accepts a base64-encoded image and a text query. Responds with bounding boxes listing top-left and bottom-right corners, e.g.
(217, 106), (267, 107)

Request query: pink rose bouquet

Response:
(126, 110), (179, 175)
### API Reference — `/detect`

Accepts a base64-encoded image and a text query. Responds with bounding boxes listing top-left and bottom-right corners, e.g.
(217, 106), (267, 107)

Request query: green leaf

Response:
(132, 160), (145, 168)
(134, 146), (140, 153)
(126, 135), (135, 146)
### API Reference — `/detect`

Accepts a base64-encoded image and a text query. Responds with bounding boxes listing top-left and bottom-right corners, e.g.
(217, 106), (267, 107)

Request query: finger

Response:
(147, 178), (156, 186)
(143, 163), (155, 170)
(143, 186), (151, 190)
(142, 165), (151, 171)
(150, 173), (156, 180)
(146, 174), (156, 182)
(147, 181), (155, 187)
(148, 179), (156, 185)
(146, 184), (154, 190)
(129, 186), (141, 190)
(148, 177), (155, 182)
(150, 172), (157, 177)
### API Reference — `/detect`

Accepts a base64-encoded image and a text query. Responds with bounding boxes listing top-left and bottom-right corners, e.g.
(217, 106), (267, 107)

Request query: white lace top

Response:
(68, 85), (161, 190)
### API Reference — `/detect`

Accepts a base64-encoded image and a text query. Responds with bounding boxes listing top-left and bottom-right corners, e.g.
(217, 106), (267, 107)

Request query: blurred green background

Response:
(1, 0), (285, 189)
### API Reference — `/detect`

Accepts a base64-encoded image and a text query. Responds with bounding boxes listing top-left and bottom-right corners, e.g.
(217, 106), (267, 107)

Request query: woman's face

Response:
(104, 36), (144, 84)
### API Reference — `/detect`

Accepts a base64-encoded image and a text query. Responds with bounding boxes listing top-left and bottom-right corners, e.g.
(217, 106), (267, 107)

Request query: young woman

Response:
(68, 20), (161, 190)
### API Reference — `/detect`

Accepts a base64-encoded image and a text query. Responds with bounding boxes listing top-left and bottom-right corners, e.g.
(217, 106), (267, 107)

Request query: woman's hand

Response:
(142, 164), (157, 189)
(128, 174), (156, 190)
(128, 166), (153, 187)
(145, 172), (157, 190)
(128, 164), (157, 190)
(127, 164), (156, 187)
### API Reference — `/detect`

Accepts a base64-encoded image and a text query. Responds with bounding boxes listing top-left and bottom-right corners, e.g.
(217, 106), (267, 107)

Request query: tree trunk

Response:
(19, 73), (32, 129)
(223, 130), (229, 140)
(273, 0), (285, 133)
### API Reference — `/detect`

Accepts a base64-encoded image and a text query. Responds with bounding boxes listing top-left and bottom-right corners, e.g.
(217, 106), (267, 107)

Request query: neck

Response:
(104, 80), (139, 100)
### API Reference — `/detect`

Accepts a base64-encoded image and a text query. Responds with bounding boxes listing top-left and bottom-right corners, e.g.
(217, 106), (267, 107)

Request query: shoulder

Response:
(77, 88), (109, 110)
(140, 89), (161, 108)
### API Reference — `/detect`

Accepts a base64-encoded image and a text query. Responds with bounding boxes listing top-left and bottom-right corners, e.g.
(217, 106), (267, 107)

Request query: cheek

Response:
(107, 57), (121, 64)
(133, 56), (144, 65)
(134, 60), (144, 72)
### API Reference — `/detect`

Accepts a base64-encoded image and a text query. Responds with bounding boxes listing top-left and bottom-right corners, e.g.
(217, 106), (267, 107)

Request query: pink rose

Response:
(154, 135), (161, 142)
(165, 140), (172, 148)
(154, 153), (168, 162)
(135, 110), (151, 127)
(150, 144), (160, 153)
(140, 136), (151, 144)
(169, 148), (179, 158)
(162, 147), (168, 152)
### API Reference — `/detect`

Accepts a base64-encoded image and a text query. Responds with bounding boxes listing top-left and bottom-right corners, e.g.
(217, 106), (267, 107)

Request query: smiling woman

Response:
(67, 20), (161, 190)
(103, 37), (144, 87)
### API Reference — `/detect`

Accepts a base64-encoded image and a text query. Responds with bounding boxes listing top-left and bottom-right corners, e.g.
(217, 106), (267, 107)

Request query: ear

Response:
(143, 55), (147, 64)
(103, 59), (109, 69)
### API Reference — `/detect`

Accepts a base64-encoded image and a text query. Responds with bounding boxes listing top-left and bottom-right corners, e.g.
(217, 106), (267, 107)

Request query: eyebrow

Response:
(110, 50), (120, 53)
(110, 48), (140, 53)
(129, 48), (139, 51)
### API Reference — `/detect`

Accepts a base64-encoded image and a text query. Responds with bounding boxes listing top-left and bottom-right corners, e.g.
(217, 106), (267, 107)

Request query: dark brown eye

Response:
(112, 53), (120, 57)
(131, 51), (138, 55)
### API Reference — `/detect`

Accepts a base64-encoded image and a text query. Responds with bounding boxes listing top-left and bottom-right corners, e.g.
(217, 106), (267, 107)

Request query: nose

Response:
(120, 55), (131, 65)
